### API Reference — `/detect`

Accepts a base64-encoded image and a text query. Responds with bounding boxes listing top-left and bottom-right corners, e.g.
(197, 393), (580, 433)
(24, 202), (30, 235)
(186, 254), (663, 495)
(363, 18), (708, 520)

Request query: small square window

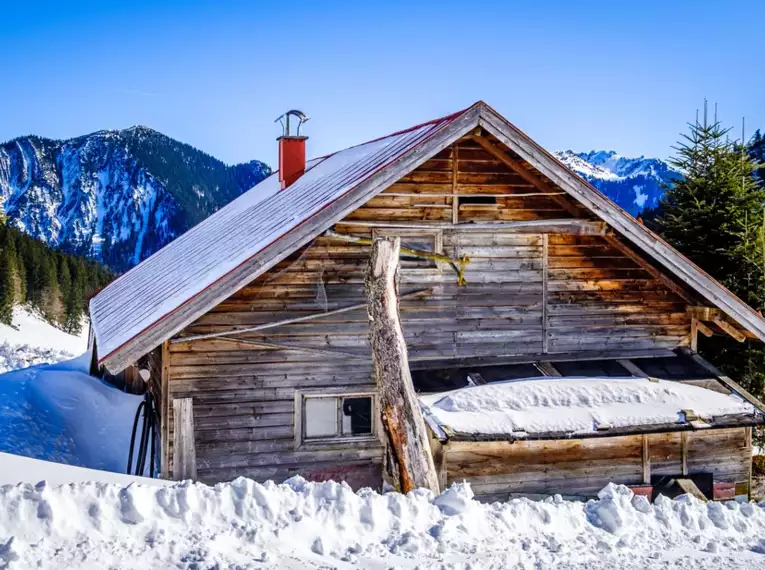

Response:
(299, 393), (377, 445)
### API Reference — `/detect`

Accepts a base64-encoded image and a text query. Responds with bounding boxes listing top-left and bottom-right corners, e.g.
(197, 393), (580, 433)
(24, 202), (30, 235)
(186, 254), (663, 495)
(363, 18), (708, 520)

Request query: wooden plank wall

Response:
(444, 428), (751, 502)
(162, 136), (692, 485)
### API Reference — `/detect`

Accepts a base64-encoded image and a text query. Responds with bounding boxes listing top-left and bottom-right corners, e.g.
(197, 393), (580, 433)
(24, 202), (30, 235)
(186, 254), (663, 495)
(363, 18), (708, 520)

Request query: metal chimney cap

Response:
(275, 110), (310, 137)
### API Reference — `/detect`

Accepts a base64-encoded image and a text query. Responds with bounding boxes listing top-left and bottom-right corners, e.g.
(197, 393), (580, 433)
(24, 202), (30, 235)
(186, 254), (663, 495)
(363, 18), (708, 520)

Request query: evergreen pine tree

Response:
(0, 240), (16, 324)
(649, 110), (765, 397)
(64, 259), (84, 334)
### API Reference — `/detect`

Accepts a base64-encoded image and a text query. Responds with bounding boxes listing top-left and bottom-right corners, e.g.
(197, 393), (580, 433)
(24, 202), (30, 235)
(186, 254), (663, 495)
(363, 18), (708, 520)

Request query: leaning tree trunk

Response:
(365, 236), (440, 494)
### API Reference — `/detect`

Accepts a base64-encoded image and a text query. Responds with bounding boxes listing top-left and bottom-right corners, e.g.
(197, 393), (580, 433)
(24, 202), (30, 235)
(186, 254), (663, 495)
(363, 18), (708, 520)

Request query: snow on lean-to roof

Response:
(419, 377), (757, 439)
(89, 115), (461, 362)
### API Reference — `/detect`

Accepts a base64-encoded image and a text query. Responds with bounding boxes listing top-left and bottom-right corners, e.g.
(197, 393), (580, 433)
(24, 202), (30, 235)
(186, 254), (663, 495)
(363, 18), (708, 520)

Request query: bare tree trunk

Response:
(365, 237), (440, 494)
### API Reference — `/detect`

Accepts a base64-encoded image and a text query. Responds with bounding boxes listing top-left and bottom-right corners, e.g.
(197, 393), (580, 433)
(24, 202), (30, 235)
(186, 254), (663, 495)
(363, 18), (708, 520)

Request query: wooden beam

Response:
(690, 318), (698, 352)
(697, 320), (714, 337)
(617, 359), (647, 378)
(467, 134), (582, 217)
(172, 288), (433, 344)
(217, 336), (370, 360)
(535, 361), (561, 376)
(337, 219), (607, 234)
(408, 348), (676, 371)
(603, 234), (696, 304)
(713, 317), (747, 342)
(366, 237), (440, 494)
(172, 398), (197, 481)
(686, 306), (719, 321)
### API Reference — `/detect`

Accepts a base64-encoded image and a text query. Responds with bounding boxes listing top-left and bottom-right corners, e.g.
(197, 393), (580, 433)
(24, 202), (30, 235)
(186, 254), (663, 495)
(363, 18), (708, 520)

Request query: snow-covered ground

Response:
(0, 306), (89, 373)
(1, 477), (765, 569)
(0, 353), (141, 472)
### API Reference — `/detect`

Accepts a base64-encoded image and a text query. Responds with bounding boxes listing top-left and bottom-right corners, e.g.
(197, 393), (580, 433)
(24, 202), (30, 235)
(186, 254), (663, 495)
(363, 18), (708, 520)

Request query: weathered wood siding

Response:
(444, 428), (751, 502)
(162, 136), (692, 485)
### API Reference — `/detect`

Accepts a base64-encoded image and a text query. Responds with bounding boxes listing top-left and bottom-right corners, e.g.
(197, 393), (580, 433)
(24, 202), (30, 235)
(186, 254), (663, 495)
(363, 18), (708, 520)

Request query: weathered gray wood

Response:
(479, 104), (765, 342)
(172, 397), (197, 480)
(100, 105), (483, 373)
(366, 237), (439, 494)
(542, 234), (549, 354)
(173, 288), (433, 344)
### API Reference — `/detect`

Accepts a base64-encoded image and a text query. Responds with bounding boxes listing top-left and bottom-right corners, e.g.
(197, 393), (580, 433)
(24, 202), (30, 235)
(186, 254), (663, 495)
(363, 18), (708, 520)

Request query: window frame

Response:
(371, 228), (444, 274)
(294, 390), (381, 450)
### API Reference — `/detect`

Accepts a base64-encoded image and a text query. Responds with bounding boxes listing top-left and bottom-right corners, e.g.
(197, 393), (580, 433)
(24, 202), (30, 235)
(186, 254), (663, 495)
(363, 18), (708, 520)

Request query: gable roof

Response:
(90, 101), (765, 373)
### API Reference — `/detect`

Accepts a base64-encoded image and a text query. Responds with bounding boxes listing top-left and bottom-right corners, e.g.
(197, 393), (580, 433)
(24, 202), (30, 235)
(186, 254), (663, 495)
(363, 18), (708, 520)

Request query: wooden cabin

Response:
(89, 102), (765, 500)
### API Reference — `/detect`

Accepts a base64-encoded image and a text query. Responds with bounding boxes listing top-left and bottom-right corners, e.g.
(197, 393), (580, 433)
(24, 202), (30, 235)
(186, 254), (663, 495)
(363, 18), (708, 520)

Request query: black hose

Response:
(127, 400), (146, 475)
(127, 392), (161, 477)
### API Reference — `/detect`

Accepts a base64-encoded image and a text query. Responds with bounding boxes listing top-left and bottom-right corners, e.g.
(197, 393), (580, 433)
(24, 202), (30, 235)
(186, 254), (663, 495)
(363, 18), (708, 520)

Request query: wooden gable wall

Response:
(161, 135), (693, 484)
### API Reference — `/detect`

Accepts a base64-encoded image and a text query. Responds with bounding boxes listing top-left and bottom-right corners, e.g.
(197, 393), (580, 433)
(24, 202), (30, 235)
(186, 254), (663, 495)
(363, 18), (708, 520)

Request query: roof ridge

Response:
(309, 102), (482, 162)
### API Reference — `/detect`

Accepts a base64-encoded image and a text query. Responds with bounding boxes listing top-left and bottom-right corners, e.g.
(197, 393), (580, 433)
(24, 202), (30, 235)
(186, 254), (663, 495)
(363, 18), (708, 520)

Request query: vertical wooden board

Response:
(160, 341), (171, 479)
(542, 234), (549, 354)
(642, 434), (650, 484)
(173, 397), (197, 480)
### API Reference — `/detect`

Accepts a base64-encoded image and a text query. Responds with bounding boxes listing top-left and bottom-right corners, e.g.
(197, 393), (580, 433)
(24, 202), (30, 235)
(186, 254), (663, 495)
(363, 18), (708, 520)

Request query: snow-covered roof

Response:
(90, 108), (472, 371)
(90, 101), (765, 373)
(420, 377), (762, 440)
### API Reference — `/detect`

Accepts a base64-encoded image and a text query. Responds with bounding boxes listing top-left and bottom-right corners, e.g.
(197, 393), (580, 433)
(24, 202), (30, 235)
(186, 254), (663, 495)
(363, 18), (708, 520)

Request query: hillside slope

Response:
(0, 128), (270, 271)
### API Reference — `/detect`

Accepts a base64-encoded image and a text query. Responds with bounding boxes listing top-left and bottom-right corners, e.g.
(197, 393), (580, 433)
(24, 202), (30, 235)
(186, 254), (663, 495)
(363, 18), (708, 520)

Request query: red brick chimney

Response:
(275, 110), (309, 190)
(278, 136), (307, 189)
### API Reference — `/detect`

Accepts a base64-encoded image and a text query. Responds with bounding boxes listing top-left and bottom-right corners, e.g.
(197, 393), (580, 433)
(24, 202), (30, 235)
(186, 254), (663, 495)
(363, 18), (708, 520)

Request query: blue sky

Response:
(1, 0), (764, 167)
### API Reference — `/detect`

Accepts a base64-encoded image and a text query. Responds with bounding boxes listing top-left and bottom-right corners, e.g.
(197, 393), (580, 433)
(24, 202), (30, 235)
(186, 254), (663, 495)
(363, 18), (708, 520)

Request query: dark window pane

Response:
(342, 397), (372, 435)
(634, 356), (711, 380)
(554, 360), (632, 377)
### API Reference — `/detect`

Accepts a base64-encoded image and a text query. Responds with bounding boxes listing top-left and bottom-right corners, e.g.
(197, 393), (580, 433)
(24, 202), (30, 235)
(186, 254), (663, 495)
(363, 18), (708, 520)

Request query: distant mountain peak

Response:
(554, 150), (679, 216)
(0, 128), (271, 271)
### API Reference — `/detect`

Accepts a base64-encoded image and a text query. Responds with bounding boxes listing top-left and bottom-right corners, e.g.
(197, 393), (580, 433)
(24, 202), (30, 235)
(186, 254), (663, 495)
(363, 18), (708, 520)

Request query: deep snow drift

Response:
(0, 306), (88, 373)
(0, 354), (141, 472)
(1, 477), (765, 569)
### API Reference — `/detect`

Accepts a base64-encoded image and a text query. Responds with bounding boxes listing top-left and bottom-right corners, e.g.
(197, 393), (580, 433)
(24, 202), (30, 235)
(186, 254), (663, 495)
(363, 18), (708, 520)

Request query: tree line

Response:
(0, 223), (113, 335)
(644, 109), (765, 401)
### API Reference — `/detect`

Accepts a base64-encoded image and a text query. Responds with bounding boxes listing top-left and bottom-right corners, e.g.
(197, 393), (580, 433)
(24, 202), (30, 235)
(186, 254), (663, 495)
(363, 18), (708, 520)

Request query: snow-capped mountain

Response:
(0, 128), (270, 271)
(555, 150), (679, 216)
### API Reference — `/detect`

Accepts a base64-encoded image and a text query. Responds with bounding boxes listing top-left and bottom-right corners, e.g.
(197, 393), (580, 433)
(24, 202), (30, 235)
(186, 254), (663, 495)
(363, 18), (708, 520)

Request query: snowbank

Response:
(0, 306), (88, 373)
(1, 478), (765, 569)
(421, 377), (755, 437)
(0, 354), (141, 472)
(0, 452), (168, 487)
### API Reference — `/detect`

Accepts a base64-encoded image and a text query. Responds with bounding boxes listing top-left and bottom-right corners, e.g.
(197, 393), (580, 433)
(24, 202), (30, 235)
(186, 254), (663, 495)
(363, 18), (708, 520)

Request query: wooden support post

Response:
(172, 397), (197, 481)
(617, 359), (647, 378)
(642, 434), (651, 484)
(366, 237), (440, 494)
(542, 234), (549, 354)
(681, 431), (689, 476)
(160, 341), (171, 479)
(690, 318), (698, 352)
